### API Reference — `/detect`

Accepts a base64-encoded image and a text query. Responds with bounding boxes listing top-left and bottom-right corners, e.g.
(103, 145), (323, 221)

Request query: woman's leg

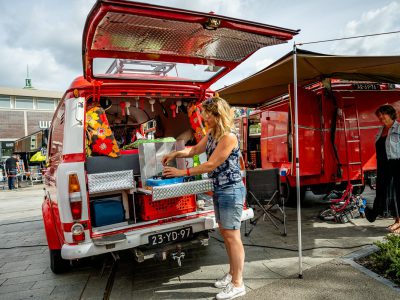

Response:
(215, 182), (246, 286)
(220, 228), (244, 287)
(373, 165), (389, 219)
(218, 226), (233, 275)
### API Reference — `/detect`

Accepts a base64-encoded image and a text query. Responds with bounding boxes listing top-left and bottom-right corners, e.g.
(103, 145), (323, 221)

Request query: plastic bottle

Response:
(193, 155), (202, 180)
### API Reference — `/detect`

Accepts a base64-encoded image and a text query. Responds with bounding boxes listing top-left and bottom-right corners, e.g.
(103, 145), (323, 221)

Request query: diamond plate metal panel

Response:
(92, 12), (285, 62)
(151, 179), (214, 201)
(88, 170), (135, 194)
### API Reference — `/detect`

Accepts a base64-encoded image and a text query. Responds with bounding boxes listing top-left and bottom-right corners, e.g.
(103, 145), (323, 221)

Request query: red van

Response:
(42, 0), (298, 273)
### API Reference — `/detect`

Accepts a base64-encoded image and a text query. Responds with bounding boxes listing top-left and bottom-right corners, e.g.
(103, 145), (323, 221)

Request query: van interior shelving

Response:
(84, 95), (214, 232)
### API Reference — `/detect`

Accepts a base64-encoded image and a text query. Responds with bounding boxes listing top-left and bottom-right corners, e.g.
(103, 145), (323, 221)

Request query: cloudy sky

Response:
(0, 0), (399, 92)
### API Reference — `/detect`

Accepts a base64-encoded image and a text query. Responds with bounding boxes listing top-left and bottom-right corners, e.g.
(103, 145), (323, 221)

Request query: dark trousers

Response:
(6, 169), (17, 190)
(8, 176), (16, 190)
(373, 159), (400, 218)
(389, 160), (400, 218)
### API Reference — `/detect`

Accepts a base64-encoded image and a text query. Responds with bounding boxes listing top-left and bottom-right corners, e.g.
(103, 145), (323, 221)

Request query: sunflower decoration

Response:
(86, 110), (100, 128)
(85, 103), (120, 157)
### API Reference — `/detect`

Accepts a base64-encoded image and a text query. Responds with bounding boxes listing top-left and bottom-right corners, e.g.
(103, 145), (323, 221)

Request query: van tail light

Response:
(68, 173), (82, 221)
(71, 223), (85, 243)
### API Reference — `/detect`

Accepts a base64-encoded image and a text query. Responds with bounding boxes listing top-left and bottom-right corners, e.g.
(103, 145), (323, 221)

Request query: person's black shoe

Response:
(365, 207), (376, 223)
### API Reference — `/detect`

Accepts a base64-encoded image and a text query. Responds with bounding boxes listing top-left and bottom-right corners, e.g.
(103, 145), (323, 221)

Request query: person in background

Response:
(365, 104), (400, 233)
(162, 96), (246, 300)
(5, 153), (19, 190)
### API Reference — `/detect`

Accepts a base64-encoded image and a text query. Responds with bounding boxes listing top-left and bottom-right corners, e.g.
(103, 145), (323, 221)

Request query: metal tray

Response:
(88, 170), (135, 194)
(137, 179), (214, 201)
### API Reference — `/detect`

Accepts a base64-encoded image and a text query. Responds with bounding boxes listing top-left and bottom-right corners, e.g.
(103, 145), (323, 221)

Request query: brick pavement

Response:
(0, 185), (395, 300)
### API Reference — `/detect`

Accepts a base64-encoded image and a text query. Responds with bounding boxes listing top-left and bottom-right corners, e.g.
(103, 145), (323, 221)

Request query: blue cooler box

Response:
(146, 176), (184, 187)
(90, 199), (125, 227)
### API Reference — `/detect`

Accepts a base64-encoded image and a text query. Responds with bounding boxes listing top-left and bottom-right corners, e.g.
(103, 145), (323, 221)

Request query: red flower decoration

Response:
(92, 138), (113, 155)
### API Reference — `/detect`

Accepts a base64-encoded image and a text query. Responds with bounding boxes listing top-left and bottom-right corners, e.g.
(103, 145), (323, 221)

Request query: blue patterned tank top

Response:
(206, 130), (242, 187)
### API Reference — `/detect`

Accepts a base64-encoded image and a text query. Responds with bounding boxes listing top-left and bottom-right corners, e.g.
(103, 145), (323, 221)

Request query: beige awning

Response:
(218, 49), (400, 107)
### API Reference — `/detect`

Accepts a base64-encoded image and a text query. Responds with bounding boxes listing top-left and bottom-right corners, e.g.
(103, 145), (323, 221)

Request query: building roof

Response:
(0, 86), (63, 98)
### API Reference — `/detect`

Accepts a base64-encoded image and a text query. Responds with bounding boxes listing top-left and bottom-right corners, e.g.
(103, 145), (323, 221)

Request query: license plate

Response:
(148, 227), (193, 246)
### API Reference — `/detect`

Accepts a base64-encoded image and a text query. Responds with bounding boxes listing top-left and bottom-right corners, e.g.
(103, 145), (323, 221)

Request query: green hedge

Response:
(371, 234), (400, 283)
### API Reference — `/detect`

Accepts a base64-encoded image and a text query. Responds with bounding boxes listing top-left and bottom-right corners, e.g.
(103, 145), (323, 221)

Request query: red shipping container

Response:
(137, 194), (196, 221)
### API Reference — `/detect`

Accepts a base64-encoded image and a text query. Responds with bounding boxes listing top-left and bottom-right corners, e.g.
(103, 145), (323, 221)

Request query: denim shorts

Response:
(213, 181), (246, 230)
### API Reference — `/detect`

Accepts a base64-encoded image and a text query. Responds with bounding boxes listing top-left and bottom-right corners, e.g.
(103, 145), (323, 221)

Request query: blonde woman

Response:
(162, 96), (246, 300)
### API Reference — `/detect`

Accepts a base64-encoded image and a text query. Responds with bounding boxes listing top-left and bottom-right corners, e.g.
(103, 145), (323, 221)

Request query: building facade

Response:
(0, 86), (63, 161)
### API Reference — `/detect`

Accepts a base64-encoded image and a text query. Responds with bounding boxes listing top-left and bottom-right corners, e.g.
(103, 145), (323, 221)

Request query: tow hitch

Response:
(132, 233), (209, 264)
(171, 250), (185, 267)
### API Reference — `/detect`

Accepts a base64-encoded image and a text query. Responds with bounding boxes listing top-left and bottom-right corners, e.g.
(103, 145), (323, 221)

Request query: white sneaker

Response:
(216, 282), (246, 300)
(214, 273), (232, 288)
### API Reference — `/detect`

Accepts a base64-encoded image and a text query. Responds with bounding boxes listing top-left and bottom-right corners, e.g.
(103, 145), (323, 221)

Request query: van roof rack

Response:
(106, 59), (176, 77)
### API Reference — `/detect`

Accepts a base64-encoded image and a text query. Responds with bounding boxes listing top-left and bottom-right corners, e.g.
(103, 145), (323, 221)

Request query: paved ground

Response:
(0, 184), (397, 299)
(242, 258), (400, 300)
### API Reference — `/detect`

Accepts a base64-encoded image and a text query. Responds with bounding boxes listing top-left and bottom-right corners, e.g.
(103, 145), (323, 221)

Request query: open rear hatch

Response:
(83, 0), (299, 89)
(82, 0), (298, 237)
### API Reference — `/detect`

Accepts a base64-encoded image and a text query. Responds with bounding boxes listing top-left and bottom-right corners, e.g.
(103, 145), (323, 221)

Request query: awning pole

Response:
(293, 44), (303, 278)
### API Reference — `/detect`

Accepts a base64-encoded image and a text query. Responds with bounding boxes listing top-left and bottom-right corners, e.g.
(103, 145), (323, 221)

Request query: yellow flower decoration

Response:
(108, 152), (118, 158)
(86, 111), (100, 128)
(96, 123), (112, 139)
(85, 137), (92, 156)
(112, 141), (120, 153)
(85, 105), (120, 158)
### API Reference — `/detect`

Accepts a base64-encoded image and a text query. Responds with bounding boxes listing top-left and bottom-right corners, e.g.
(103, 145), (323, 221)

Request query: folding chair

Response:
(28, 166), (43, 184)
(244, 168), (287, 236)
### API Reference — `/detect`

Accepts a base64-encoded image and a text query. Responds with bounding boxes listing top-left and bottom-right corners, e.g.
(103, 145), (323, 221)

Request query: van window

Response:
(49, 103), (65, 162)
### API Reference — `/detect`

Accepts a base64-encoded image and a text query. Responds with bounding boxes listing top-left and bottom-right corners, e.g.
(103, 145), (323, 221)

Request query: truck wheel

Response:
(50, 249), (70, 274)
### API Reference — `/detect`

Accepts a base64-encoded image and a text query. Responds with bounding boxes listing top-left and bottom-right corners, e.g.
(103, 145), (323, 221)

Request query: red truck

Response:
(234, 80), (400, 203)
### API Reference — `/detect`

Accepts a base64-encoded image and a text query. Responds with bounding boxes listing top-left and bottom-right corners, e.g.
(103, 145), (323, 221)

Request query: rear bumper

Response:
(61, 208), (253, 260)
(61, 215), (216, 259)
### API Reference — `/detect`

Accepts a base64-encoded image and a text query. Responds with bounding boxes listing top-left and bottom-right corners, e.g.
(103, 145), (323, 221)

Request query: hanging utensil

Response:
(125, 101), (131, 115)
(176, 100), (182, 115)
(158, 98), (168, 117)
(149, 99), (156, 112)
(170, 103), (177, 118)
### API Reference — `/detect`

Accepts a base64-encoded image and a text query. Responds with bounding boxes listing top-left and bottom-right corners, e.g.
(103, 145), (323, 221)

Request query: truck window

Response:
(49, 103), (65, 163)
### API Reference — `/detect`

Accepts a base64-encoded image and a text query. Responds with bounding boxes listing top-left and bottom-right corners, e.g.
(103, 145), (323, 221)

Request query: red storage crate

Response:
(137, 194), (196, 221)
(120, 149), (139, 155)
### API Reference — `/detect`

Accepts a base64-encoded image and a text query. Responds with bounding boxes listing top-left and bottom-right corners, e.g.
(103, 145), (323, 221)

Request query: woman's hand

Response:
(163, 166), (185, 178)
(161, 152), (176, 166)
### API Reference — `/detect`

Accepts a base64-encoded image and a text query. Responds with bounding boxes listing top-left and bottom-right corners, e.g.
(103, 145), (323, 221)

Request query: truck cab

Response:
(42, 0), (298, 273)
